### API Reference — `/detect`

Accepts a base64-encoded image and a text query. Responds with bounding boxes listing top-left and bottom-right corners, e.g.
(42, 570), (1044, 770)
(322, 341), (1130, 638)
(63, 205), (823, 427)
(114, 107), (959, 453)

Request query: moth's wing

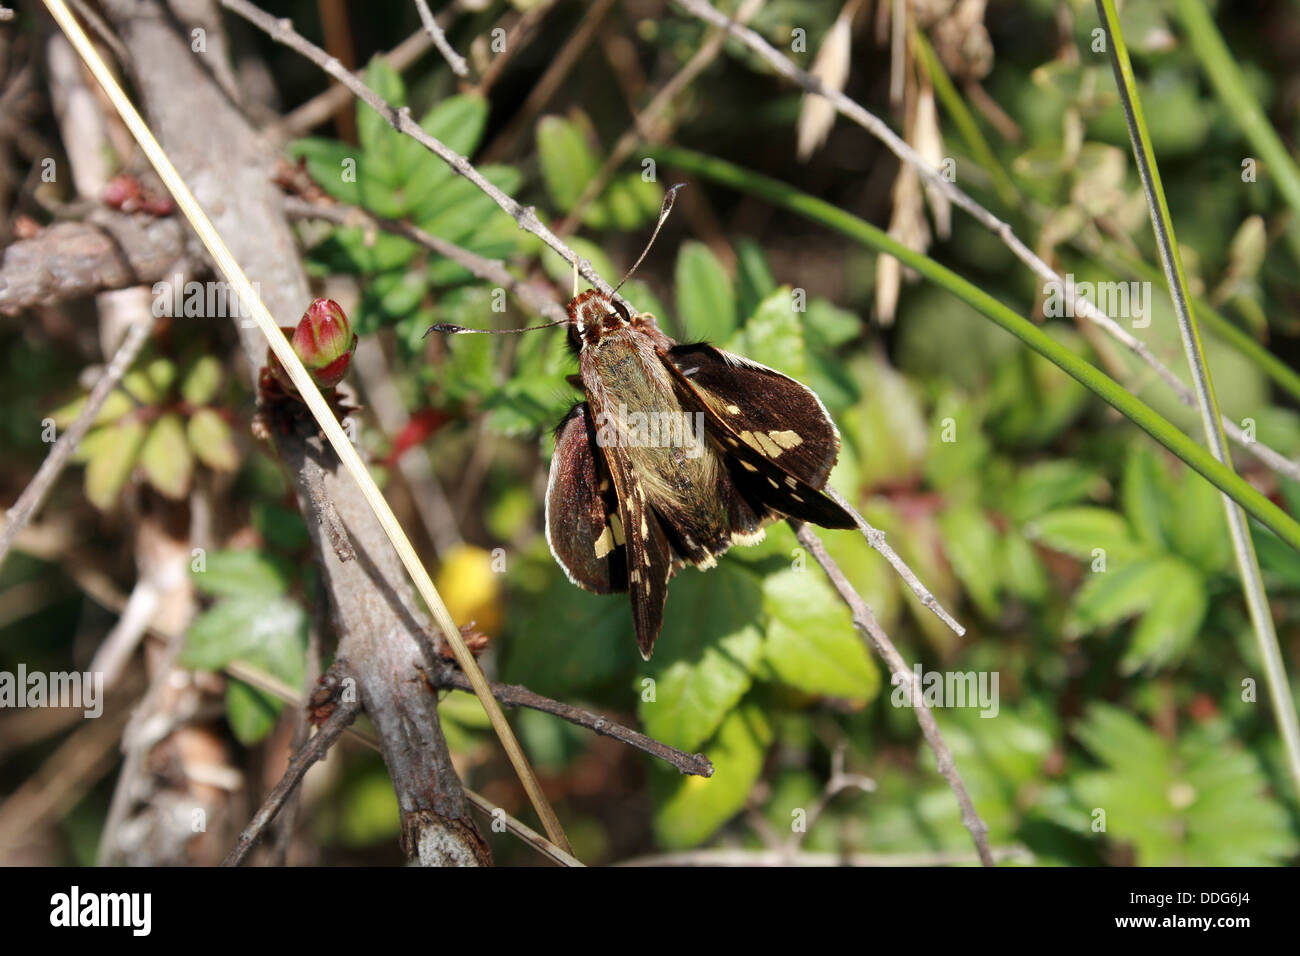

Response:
(545, 403), (627, 594)
(660, 344), (856, 530)
(584, 392), (676, 661)
(666, 344), (841, 485)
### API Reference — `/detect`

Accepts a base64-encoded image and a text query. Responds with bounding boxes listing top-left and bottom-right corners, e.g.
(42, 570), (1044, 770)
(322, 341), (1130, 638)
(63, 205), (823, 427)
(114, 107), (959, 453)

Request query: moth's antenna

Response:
(571, 258), (579, 300)
(610, 182), (686, 296)
(425, 319), (567, 337)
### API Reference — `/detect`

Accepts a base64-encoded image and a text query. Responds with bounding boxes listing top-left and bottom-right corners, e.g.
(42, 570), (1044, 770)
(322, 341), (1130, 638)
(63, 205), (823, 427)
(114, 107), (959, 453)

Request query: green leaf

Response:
(938, 503), (1003, 619)
(1122, 447), (1173, 550)
(537, 114), (600, 212)
(1026, 507), (1150, 567)
(356, 58), (408, 173)
(724, 286), (806, 380)
(502, 572), (631, 698)
(1068, 556), (1187, 638)
(289, 138), (363, 206)
(735, 237), (776, 319)
(225, 679), (281, 745)
(639, 562), (764, 751)
(191, 549), (290, 599)
(1166, 463), (1233, 574)
(1121, 557), (1206, 673)
(674, 240), (736, 341)
(1071, 704), (1298, 865)
(652, 700), (772, 849)
(1005, 459), (1104, 523)
(187, 408), (239, 472)
(138, 413), (193, 500)
(179, 355), (223, 407)
(84, 419), (146, 510)
(762, 567), (878, 700)
(181, 595), (307, 672)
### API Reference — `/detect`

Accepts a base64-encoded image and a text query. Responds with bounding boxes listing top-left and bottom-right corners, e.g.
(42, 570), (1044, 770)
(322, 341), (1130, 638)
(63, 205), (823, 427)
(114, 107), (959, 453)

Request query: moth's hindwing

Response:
(545, 403), (627, 594)
(583, 387), (675, 661)
(660, 344), (856, 529)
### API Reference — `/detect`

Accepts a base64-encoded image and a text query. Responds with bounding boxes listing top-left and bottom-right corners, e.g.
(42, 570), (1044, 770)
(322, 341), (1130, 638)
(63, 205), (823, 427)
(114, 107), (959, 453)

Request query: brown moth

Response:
(434, 186), (854, 659)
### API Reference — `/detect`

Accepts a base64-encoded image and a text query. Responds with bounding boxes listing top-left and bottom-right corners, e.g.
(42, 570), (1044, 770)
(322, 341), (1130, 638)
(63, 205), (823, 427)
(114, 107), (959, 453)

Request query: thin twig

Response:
(0, 316), (152, 570)
(827, 488), (965, 637)
(432, 666), (714, 777)
(791, 521), (994, 867)
(221, 659), (583, 867)
(274, 28), (432, 138)
(413, 0), (467, 77)
(672, 0), (1300, 484)
(223, 693), (361, 866)
(556, 0), (765, 235)
(617, 846), (1030, 866)
(1097, 0), (1300, 799)
(282, 194), (567, 324)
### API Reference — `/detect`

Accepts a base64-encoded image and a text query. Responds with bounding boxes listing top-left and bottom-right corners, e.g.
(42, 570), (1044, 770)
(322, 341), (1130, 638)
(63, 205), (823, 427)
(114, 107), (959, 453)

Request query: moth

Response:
(433, 186), (854, 659)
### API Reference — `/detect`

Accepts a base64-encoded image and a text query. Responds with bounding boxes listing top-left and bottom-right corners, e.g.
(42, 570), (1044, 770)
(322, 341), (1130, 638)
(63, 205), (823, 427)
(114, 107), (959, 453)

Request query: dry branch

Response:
(791, 520), (995, 867)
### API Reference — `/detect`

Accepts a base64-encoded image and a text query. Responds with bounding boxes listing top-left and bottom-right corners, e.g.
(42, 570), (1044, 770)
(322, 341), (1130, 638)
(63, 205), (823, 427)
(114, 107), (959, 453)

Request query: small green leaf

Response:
(762, 568), (878, 700)
(735, 237), (776, 319)
(139, 413), (193, 499)
(225, 679), (281, 745)
(191, 549), (290, 599)
(674, 240), (736, 340)
(1121, 557), (1206, 674)
(1026, 507), (1150, 567)
(640, 562), (764, 751)
(938, 503), (1002, 619)
(652, 700), (772, 849)
(724, 287), (806, 380)
(84, 419), (146, 509)
(1067, 556), (1169, 637)
(537, 114), (600, 212)
(187, 408), (239, 471)
(180, 355), (223, 406)
(181, 595), (307, 672)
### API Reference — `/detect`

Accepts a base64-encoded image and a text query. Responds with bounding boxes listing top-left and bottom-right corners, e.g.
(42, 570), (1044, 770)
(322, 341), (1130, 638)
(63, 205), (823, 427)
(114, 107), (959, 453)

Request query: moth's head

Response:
(567, 289), (632, 348)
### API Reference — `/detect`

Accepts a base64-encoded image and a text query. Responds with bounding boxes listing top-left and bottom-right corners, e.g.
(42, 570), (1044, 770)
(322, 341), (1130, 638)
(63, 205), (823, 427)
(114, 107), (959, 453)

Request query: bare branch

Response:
(413, 0), (467, 77)
(430, 664), (714, 777)
(826, 488), (965, 637)
(0, 213), (186, 312)
(223, 688), (361, 867)
(791, 520), (995, 867)
(282, 195), (567, 324)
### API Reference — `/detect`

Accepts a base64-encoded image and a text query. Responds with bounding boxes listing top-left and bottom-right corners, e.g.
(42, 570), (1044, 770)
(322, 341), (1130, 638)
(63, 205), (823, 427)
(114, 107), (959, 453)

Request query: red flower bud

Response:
(290, 298), (356, 388)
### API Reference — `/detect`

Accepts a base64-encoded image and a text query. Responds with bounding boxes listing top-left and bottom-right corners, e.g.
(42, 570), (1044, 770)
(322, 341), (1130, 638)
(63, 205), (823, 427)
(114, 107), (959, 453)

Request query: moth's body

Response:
(547, 289), (854, 659)
(576, 297), (734, 566)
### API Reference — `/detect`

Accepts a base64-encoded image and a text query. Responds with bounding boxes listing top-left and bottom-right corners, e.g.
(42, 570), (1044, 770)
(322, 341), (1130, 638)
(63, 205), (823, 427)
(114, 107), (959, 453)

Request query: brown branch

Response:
(99, 0), (491, 864)
(0, 315), (153, 569)
(430, 664), (714, 777)
(281, 195), (568, 325)
(223, 685), (361, 867)
(790, 520), (995, 867)
(0, 212), (186, 312)
(413, 0), (467, 77)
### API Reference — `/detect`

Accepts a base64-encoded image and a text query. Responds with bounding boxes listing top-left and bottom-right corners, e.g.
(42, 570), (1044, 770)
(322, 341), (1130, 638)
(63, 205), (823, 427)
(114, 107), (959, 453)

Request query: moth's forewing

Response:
(580, 363), (676, 660)
(666, 344), (842, 485)
(659, 345), (856, 530)
(545, 403), (627, 594)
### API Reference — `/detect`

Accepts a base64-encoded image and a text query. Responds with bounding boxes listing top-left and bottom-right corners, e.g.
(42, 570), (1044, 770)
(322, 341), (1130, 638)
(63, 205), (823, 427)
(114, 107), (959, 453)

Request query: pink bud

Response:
(290, 298), (356, 388)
